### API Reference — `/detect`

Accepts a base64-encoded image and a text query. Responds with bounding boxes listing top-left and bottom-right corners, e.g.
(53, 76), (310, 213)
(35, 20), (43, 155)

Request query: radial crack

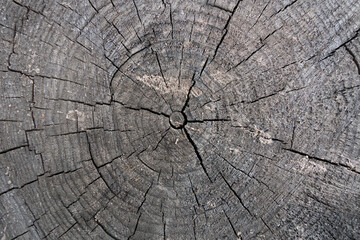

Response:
(132, 0), (144, 29)
(181, 72), (196, 112)
(224, 212), (239, 238)
(153, 128), (170, 150)
(212, 0), (242, 60)
(169, 3), (174, 39)
(283, 148), (360, 175)
(227, 44), (265, 72)
(188, 176), (201, 207)
(137, 182), (153, 213)
(112, 100), (170, 117)
(154, 51), (168, 87)
(183, 128), (212, 182)
(219, 173), (253, 216)
(181, 58), (209, 112)
(270, 0), (299, 18)
(187, 118), (231, 123)
(250, 1), (270, 30)
(87, 0), (99, 13)
(178, 46), (184, 87)
(261, 217), (274, 234)
(320, 28), (360, 61)
(218, 154), (275, 194)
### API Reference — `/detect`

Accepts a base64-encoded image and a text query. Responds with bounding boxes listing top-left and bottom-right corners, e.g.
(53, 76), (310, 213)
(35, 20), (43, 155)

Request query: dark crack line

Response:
(153, 128), (170, 150)
(85, 132), (118, 196)
(162, 211), (166, 240)
(261, 26), (283, 44)
(161, 0), (166, 14)
(200, 98), (221, 108)
(132, 0), (144, 29)
(6, 68), (85, 87)
(132, 26), (143, 42)
(290, 120), (297, 148)
(169, 3), (174, 39)
(66, 190), (88, 209)
(199, 57), (209, 78)
(181, 71), (196, 112)
(105, 43), (152, 84)
(137, 156), (159, 173)
(212, 0), (242, 60)
(261, 218), (274, 234)
(345, 45), (360, 75)
(45, 167), (82, 179)
(57, 222), (77, 239)
(189, 15), (195, 41)
(106, 50), (146, 99)
(110, 67), (172, 111)
(306, 193), (333, 209)
(96, 220), (121, 240)
(244, 86), (285, 104)
(224, 0), (242, 29)
(112, 100), (170, 117)
(224, 212), (239, 238)
(219, 172), (253, 216)
(154, 51), (168, 87)
(178, 46), (184, 87)
(0, 177), (39, 197)
(225, 124), (287, 145)
(183, 128), (212, 182)
(95, 152), (125, 169)
(44, 97), (94, 107)
(0, 144), (28, 155)
(250, 1), (270, 30)
(188, 176), (201, 207)
(40, 225), (60, 239)
(8, 20), (17, 69)
(207, 1), (232, 13)
(108, 20), (125, 39)
(128, 213), (142, 240)
(283, 148), (360, 175)
(227, 44), (265, 72)
(181, 58), (209, 112)
(270, 0), (299, 18)
(91, 193), (118, 223)
(48, 131), (87, 137)
(12, 230), (29, 240)
(217, 153), (275, 194)
(229, 86), (285, 105)
(137, 182), (153, 213)
(321, 28), (360, 61)
(87, 0), (99, 13)
(187, 118), (231, 123)
(212, 29), (228, 60)
(193, 216), (197, 240)
(0, 119), (22, 123)
(110, 0), (115, 7)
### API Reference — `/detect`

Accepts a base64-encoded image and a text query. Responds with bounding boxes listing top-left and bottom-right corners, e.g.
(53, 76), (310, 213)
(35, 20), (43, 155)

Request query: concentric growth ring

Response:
(1, 0), (359, 240)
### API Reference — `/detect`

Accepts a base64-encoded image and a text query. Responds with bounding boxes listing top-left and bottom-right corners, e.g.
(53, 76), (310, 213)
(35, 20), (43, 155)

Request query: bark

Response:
(0, 0), (360, 239)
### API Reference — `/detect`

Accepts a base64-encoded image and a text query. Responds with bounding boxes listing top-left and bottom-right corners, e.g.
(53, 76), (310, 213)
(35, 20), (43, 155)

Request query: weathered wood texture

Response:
(0, 0), (360, 239)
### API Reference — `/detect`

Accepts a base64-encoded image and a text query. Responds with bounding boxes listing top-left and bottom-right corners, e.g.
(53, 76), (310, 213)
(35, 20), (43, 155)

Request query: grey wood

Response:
(0, 0), (359, 239)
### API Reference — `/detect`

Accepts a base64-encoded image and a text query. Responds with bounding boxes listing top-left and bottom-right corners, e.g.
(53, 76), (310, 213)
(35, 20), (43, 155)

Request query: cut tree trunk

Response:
(0, 0), (360, 239)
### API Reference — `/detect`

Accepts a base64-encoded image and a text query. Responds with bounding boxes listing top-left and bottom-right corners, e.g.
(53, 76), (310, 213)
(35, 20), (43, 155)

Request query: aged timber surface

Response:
(0, 0), (359, 239)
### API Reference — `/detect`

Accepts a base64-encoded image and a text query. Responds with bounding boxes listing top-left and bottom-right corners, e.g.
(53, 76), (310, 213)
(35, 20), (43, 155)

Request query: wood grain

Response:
(0, 0), (359, 239)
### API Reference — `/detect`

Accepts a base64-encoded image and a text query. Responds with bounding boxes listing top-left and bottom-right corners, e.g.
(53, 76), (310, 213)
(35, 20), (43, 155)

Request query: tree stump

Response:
(1, 0), (360, 239)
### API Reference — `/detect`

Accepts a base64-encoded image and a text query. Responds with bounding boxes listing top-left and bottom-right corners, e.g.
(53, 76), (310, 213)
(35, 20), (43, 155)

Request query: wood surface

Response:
(0, 0), (360, 239)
